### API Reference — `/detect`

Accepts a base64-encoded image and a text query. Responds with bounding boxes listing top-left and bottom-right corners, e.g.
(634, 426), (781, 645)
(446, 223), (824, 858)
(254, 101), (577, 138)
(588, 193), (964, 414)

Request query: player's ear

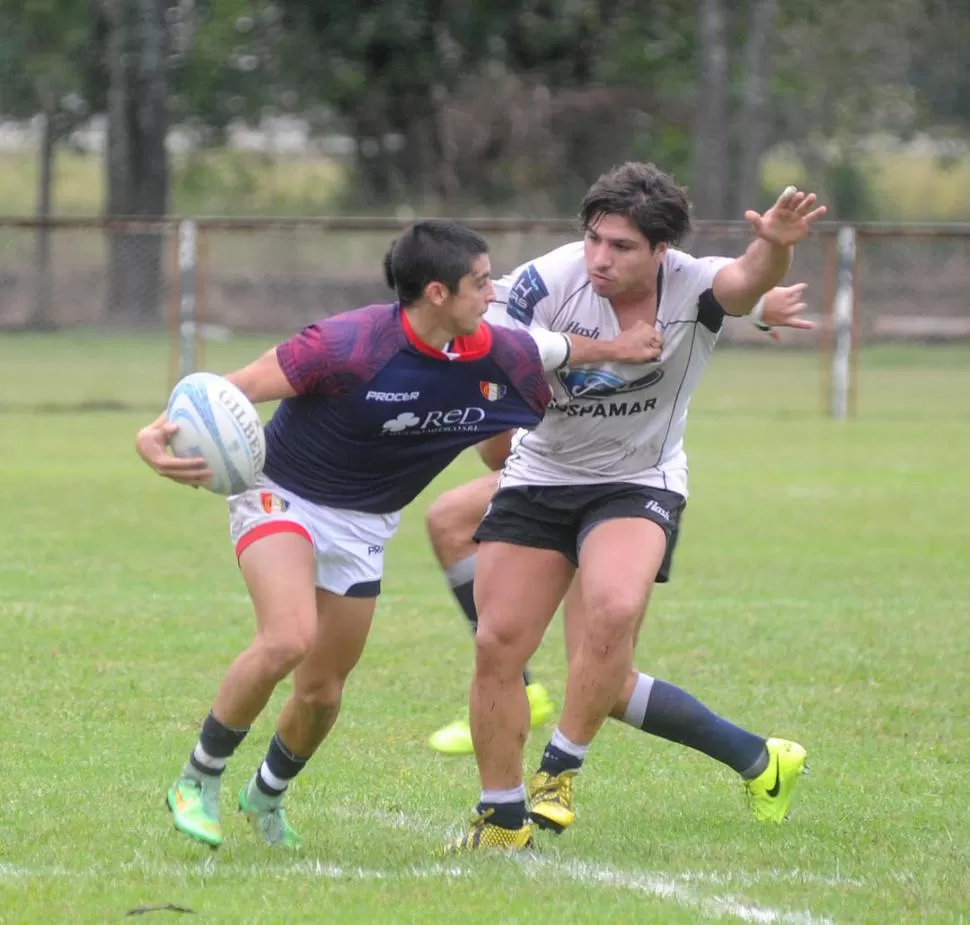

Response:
(424, 280), (449, 306)
(653, 241), (668, 258)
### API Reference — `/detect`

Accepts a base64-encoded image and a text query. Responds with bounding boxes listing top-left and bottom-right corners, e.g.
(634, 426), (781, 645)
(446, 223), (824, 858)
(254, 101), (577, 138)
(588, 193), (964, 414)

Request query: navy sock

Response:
(189, 711), (249, 776)
(538, 743), (583, 776)
(256, 733), (309, 796)
(476, 800), (528, 830)
(626, 675), (767, 776)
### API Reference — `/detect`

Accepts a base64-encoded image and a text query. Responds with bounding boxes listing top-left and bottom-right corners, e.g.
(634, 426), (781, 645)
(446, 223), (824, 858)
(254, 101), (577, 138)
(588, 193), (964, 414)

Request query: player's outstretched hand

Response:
(745, 186), (826, 248)
(609, 321), (664, 363)
(761, 283), (814, 341)
(135, 413), (213, 488)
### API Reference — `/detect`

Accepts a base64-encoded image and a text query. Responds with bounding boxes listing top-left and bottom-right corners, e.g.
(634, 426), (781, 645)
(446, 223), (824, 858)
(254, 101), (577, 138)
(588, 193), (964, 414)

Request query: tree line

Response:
(0, 0), (967, 322)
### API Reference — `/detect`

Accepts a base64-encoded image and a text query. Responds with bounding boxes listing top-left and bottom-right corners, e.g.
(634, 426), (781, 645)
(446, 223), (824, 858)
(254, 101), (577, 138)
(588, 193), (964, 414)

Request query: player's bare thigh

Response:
(575, 518), (667, 652)
(239, 532), (319, 662)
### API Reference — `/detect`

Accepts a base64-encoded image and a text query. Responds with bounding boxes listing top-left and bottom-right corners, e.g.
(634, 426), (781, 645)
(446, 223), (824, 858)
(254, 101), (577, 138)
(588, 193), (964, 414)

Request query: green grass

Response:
(0, 150), (346, 218)
(5, 145), (970, 219)
(1, 342), (970, 923)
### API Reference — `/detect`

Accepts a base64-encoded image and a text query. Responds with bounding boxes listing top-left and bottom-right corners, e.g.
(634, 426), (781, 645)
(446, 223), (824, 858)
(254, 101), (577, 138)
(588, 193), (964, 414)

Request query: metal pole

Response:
(177, 219), (197, 379)
(830, 226), (856, 420)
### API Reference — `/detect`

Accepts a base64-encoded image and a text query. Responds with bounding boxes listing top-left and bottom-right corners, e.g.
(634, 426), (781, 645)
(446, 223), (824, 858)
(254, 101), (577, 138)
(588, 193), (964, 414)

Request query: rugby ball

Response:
(166, 372), (266, 496)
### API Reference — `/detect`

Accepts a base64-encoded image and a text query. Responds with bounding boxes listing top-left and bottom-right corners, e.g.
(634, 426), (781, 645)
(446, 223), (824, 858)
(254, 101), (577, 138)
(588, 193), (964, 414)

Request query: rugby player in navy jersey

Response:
(134, 219), (663, 849)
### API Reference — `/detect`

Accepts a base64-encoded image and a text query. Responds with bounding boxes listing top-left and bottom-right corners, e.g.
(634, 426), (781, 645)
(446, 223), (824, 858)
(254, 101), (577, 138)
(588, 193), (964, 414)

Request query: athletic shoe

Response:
(166, 770), (223, 848)
(238, 777), (300, 847)
(428, 683), (556, 756)
(527, 768), (578, 834)
(744, 738), (808, 823)
(445, 808), (534, 855)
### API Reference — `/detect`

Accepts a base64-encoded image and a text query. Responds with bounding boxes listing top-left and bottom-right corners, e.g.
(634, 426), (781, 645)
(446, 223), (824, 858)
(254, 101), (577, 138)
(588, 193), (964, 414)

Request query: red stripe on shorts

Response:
(235, 521), (312, 560)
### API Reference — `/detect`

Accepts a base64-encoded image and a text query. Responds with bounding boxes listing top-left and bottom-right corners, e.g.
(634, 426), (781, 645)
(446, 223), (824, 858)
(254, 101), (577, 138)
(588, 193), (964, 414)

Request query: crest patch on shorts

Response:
(260, 492), (291, 514)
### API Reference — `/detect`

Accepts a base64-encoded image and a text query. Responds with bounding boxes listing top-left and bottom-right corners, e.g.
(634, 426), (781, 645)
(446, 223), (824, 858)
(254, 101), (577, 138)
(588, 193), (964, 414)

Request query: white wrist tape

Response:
(749, 296), (772, 332)
(527, 327), (571, 371)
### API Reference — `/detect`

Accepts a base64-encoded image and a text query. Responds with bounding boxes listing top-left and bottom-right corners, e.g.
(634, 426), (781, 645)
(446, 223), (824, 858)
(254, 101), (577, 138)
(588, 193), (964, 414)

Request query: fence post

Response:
(830, 225), (856, 419)
(177, 219), (197, 378)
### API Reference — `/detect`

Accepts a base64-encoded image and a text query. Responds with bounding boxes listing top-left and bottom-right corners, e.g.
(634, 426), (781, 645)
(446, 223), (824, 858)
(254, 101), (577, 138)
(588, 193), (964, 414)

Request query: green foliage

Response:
(0, 0), (94, 122)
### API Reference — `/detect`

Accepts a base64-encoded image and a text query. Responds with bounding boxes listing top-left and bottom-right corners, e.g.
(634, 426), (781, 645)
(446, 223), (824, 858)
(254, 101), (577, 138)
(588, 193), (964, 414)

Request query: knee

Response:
(254, 624), (316, 679)
(293, 678), (344, 717)
(474, 618), (529, 673)
(581, 592), (643, 658)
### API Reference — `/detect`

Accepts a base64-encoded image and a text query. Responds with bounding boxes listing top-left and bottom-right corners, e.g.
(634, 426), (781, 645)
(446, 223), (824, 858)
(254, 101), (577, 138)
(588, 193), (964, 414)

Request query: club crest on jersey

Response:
(557, 367), (665, 399)
(479, 381), (507, 402)
(260, 492), (290, 514)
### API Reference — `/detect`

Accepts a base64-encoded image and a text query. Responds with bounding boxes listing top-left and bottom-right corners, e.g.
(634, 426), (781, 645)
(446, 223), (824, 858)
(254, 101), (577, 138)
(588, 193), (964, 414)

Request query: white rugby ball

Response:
(166, 372), (266, 495)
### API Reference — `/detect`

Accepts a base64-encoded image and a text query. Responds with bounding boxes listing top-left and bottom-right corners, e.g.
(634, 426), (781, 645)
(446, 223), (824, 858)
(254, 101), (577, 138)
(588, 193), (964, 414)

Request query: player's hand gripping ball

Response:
(166, 372), (266, 495)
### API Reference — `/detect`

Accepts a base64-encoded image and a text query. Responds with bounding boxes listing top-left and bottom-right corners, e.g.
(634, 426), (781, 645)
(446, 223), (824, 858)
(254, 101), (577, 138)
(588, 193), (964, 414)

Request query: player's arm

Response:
(525, 324), (662, 371)
(134, 346), (293, 486)
(224, 349), (297, 404)
(713, 186), (826, 316)
(491, 268), (662, 368)
(476, 431), (514, 471)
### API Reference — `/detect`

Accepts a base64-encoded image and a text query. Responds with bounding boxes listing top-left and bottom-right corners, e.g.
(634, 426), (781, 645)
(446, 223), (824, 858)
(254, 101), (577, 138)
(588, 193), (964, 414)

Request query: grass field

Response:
(2, 339), (969, 924)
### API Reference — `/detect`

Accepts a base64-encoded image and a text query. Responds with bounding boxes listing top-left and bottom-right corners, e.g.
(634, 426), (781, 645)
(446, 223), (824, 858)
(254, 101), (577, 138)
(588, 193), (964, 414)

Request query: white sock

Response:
(258, 761), (289, 794)
(480, 785), (527, 804)
(550, 726), (589, 763)
(192, 742), (226, 772)
(621, 673), (656, 728)
(444, 554), (477, 588)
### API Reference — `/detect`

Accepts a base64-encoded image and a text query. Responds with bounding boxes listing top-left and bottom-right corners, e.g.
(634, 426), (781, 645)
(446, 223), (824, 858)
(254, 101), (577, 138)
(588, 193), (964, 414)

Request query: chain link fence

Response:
(3, 217), (969, 339)
(0, 217), (968, 412)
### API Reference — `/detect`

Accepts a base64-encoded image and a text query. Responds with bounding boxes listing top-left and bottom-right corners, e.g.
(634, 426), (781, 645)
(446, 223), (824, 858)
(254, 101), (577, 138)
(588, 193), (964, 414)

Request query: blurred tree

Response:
(172, 0), (293, 142)
(772, 0), (925, 219)
(0, 0), (96, 328)
(692, 0), (730, 218)
(735, 0), (779, 214)
(97, 0), (171, 322)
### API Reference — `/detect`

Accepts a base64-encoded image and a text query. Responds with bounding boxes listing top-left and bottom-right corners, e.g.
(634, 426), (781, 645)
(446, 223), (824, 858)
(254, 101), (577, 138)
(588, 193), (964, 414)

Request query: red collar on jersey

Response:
(400, 307), (492, 361)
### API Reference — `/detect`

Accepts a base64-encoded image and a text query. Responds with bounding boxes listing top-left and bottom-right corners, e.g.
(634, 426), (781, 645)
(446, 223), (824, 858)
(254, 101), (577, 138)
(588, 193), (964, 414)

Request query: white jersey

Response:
(485, 241), (731, 498)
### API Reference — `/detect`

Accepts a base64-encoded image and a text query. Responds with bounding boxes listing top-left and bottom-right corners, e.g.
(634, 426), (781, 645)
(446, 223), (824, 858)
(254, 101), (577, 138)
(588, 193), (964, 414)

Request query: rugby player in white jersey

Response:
(446, 162), (826, 853)
(426, 283), (811, 757)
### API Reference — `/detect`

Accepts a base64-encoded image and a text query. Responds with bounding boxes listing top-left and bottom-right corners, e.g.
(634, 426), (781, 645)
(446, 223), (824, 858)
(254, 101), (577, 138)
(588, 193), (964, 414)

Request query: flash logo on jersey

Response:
(557, 367), (665, 399)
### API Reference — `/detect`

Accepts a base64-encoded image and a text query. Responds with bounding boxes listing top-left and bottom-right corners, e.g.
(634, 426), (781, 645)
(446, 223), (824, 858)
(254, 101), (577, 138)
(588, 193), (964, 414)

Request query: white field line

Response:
(0, 807), (858, 924)
(0, 857), (837, 925)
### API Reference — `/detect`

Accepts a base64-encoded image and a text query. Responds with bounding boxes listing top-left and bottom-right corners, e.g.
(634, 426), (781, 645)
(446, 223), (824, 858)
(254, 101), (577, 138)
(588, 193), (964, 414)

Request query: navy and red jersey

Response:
(262, 303), (551, 513)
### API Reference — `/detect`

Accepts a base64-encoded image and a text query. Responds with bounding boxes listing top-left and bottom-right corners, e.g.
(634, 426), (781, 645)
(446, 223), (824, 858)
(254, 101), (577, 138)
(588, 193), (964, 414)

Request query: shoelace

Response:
(534, 772), (572, 804)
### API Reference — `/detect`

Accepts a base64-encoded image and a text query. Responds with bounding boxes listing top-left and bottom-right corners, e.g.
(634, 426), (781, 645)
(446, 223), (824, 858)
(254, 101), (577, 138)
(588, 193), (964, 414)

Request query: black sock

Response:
(539, 743), (583, 776)
(449, 565), (531, 686)
(256, 733), (309, 796)
(476, 800), (528, 830)
(623, 674), (767, 777)
(189, 711), (249, 776)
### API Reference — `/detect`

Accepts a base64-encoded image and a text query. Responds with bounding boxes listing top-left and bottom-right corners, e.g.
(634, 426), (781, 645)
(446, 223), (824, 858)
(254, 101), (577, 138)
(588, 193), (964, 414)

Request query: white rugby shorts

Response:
(227, 475), (401, 597)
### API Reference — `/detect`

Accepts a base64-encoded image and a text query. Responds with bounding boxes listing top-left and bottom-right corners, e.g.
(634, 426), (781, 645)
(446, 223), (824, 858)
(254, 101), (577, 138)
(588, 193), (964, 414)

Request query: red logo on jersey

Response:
(479, 381), (507, 402)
